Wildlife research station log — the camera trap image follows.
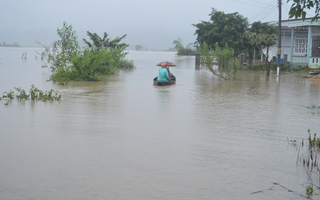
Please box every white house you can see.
[267,18,320,69]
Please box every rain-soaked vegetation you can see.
[37,22,134,85]
[250,128,320,199]
[290,129,320,198]
[1,84,61,105]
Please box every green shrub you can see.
[2,85,61,102]
[116,59,134,69]
[51,49,117,83]
[15,87,29,100]
[240,62,293,71]
[2,90,14,99]
[39,23,134,85]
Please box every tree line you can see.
[174,8,277,80]
[0,42,21,47]
[173,1,320,80]
[41,1,318,83]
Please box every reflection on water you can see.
[0,48,320,199]
[157,87,171,103]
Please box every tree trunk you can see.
[248,50,253,65]
[266,46,270,76]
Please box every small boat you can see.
[309,71,320,75]
[153,74,176,86]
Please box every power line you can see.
[248,0,278,23]
[230,0,267,7]
[250,0,277,21]
[249,0,276,7]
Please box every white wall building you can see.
[268,18,320,69]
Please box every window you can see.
[295,36,308,54]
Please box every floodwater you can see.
[0,47,320,200]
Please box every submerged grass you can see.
[288,129,320,198]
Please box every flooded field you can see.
[0,47,320,199]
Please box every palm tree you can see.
[83,31,128,52]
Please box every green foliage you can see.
[200,42,238,80]
[289,128,320,198]
[193,8,249,56]
[2,90,14,99]
[306,105,320,109]
[82,31,133,70]
[287,0,320,21]
[172,38,197,55]
[245,21,277,56]
[15,87,30,100]
[83,31,128,53]
[39,22,80,72]
[306,185,313,197]
[1,85,61,102]
[214,45,235,70]
[239,63,292,71]
[28,84,61,101]
[51,49,115,83]
[244,21,277,75]
[116,59,135,69]
[200,43,216,68]
[239,63,265,70]
[308,129,320,147]
[248,21,277,47]
[38,22,134,84]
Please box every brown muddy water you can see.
[0,47,320,200]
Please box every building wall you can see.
[262,19,320,67]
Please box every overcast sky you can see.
[0,0,315,50]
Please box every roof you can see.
[267,18,320,28]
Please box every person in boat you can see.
[166,66,171,77]
[157,63,170,82]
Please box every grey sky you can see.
[0,0,314,50]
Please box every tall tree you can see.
[245,21,277,64]
[193,8,249,56]
[287,0,320,21]
[245,32,276,76]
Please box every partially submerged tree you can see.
[83,31,128,53]
[245,32,276,76]
[200,42,238,80]
[39,21,80,72]
[39,22,133,84]
[244,21,277,76]
[245,21,277,64]
[82,31,133,70]
[172,38,197,55]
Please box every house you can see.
[267,18,320,69]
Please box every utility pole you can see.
[277,0,282,76]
